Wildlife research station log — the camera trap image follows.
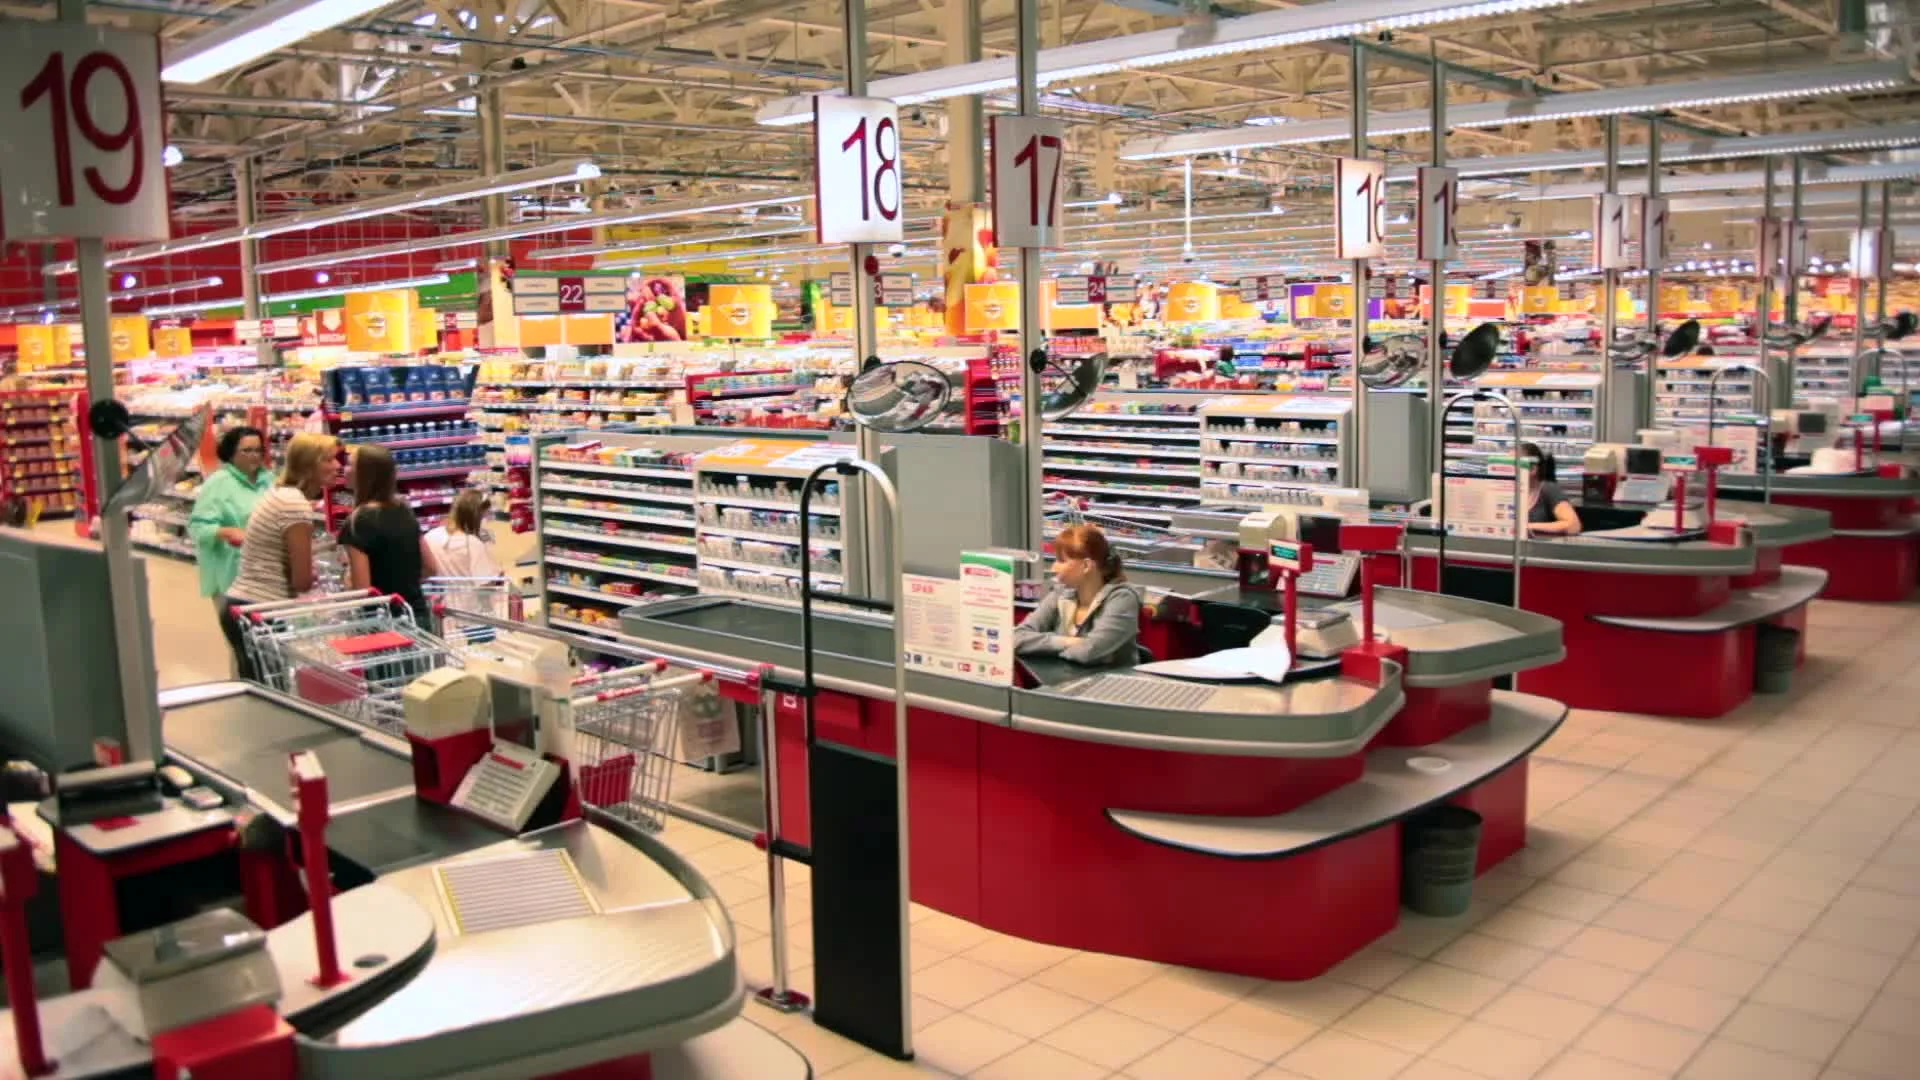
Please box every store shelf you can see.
[706,588,849,611]
[700,492,842,515]
[547,582,663,608]
[395,465,482,482]
[133,537,197,560]
[701,556,843,583]
[546,555,698,587]
[326,401,472,422]
[343,434,474,451]
[548,615,624,638]
[482,401,672,413]
[1043,480,1203,500]
[1042,425,1201,441]
[1059,412,1201,423]
[1043,443,1205,460]
[483,379,683,389]
[541,503,695,530]
[540,460,694,482]
[1045,461,1198,479]
[1199,431,1342,445]
[547,526,698,555]
[1202,454,1340,469]
[696,525,843,548]
[539,481,695,504]
[1200,472,1338,489]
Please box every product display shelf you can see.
[1793,344,1920,411]
[1446,371,1601,481]
[321,363,483,534]
[1,389,84,520]
[1197,393,1354,505]
[693,437,860,609]
[1042,391,1210,520]
[1654,357,1762,427]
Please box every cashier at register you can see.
[1520,441,1582,536]
[1015,524,1142,667]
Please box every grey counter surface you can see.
[1720,471,1920,499]
[1398,528,1756,576]
[1723,502,1833,548]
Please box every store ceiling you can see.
[20,0,1920,270]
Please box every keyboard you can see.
[1059,673,1221,711]
[1296,552,1360,599]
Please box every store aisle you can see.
[109,530,1919,1079]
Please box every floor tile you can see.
[1477,985,1602,1044]
[1029,952,1164,1004]
[1512,882,1616,923]
[914,956,1021,1011]
[1777,937,1903,990]
[1321,946,1419,991]
[1574,1011,1706,1073]
[1595,897,1707,943]
[1105,970,1245,1031]
[1613,976,1740,1033]
[1521,954,1641,1008]
[1476,907,1588,952]
[1648,945,1771,997]
[908,1013,1027,1076]
[964,935,1080,980]
[1681,1039,1823,1080]
[1857,992,1920,1037]
[822,1052,953,1078]
[966,981,1096,1040]
[1432,932,1550,981]
[1558,926,1672,973]
[1122,1035,1264,1080]
[1684,918,1800,965]
[1750,967,1877,1024]
[1719,1001,1852,1063]
[1333,995,1464,1054]
[1426,1020,1559,1080]
[1249,976,1374,1025]
[1537,1050,1668,1080]
[1039,1007,1177,1072]
[1186,1000,1320,1063]
[1385,961,1511,1016]
[1279,1030,1414,1080]
[1829,1028,1920,1080]
[1396,1061,1489,1080]
[968,1041,1107,1080]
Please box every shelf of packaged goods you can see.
[5,483,79,496]
[1200,472,1337,490]
[546,582,668,608]
[1043,480,1203,501]
[1200,454,1343,470]
[1060,412,1202,425]
[1041,425,1200,441]
[325,401,473,423]
[0,417,72,430]
[706,588,852,612]
[543,503,694,530]
[133,507,192,528]
[548,614,626,638]
[477,400,672,413]
[700,492,843,515]
[695,525,844,549]
[545,556,697,587]
[395,465,484,483]
[539,460,693,482]
[482,379,683,390]
[701,556,843,584]
[1658,378,1752,389]
[1508,400,1596,410]
[403,493,458,510]
[1044,461,1198,479]
[692,385,803,401]
[538,481,694,505]
[343,433,476,452]
[1042,443,1205,460]
[546,526,698,556]
[1198,430,1342,445]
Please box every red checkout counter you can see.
[1384,500,1833,719]
[1719,471,1920,602]
[620,585,1565,982]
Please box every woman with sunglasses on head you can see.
[1015,524,1142,667]
[338,444,442,624]
[224,432,342,679]
[189,425,275,675]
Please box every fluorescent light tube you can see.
[164,0,404,84]
[757,0,1591,125]
[1496,158,1920,202]
[530,224,814,262]
[261,273,450,305]
[0,275,228,318]
[1121,61,1909,160]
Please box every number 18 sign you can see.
[0,23,169,242]
[813,95,904,245]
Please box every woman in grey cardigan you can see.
[1015,524,1142,667]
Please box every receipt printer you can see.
[1236,508,1294,591]
[403,668,489,739]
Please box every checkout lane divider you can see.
[437,605,812,1020]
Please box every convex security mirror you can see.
[845,352,1109,432]
[1451,322,1502,379]
[1357,334,1425,388]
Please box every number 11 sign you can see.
[813,95,904,245]
[990,115,1068,249]
[0,23,169,242]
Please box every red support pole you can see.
[289,752,346,989]
[0,828,52,1076]
[1281,572,1299,660]
[1672,474,1687,533]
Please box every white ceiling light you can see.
[163,0,409,84]
[529,224,814,262]
[1383,123,1920,182]
[757,0,1591,125]
[44,158,602,277]
[1497,158,1920,201]
[0,275,227,318]
[260,273,452,306]
[1121,61,1909,160]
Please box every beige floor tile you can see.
[1829,1028,1920,1080]
[1857,992,1920,1037]
[1520,954,1640,1008]
[822,1052,953,1078]
[1719,1001,1852,1063]
[963,935,1080,979]
[1105,970,1245,1031]
[1248,977,1373,1025]
[1648,945,1771,997]
[1888,962,1920,999]
[1829,885,1920,929]
[912,913,997,955]
[1596,897,1707,943]
[1477,985,1602,1044]
[1029,952,1164,1004]
[1613,976,1740,1033]
[968,1041,1107,1080]
[1536,1050,1669,1080]
[1039,1008,1176,1072]
[1476,907,1588,952]
[1778,937,1903,990]
[1432,932,1550,981]
[1384,961,1512,1016]
[1396,1061,1489,1080]
[1279,1030,1414,1080]
[1513,882,1616,923]
[1750,967,1877,1024]
[1681,1039,1822,1080]
[782,1021,881,1074]
[1426,1020,1559,1080]
[966,981,1096,1040]
[1558,926,1672,973]
[1550,857,1654,896]
[1321,946,1419,991]
[1716,890,1828,935]
[908,1013,1026,1076]
[1186,1000,1320,1063]
[1804,910,1920,956]
[914,956,1022,1010]
[1333,995,1464,1055]
[1575,1011,1707,1074]
[1122,1035,1264,1080]
[1684,918,1800,965]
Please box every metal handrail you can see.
[1436,388,1526,610]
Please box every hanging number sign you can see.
[813,96,904,244]
[990,115,1068,249]
[1637,196,1669,270]
[1335,158,1388,260]
[1416,166,1458,262]
[0,23,169,242]
[1594,194,1631,270]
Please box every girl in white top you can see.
[423,489,502,578]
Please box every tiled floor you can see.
[118,527,1920,1079]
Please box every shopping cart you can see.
[423,576,524,652]
[237,591,461,735]
[561,661,709,833]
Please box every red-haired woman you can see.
[1014,524,1141,667]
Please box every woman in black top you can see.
[339,444,441,619]
[1518,441,1582,536]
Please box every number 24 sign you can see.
[813,95,903,245]
[0,23,169,243]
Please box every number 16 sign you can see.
[813,95,904,245]
[1335,158,1388,260]
[0,23,169,242]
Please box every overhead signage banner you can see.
[513,271,628,316]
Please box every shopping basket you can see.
[561,661,709,833]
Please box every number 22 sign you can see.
[990,115,1068,250]
[0,23,169,243]
[813,95,904,245]
[1335,158,1388,260]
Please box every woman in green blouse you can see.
[188,426,273,673]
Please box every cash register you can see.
[1613,445,1672,506]
[1233,508,1363,659]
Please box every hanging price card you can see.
[1594,194,1631,270]
[814,96,904,244]
[1416,166,1458,262]
[990,115,1069,249]
[0,23,169,241]
[878,272,913,307]
[1334,158,1388,260]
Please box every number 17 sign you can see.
[0,23,169,242]
[813,95,904,245]
[990,115,1068,249]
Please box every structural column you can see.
[478,89,509,257]
[1598,117,1621,440]
[1350,43,1370,488]
[1642,117,1662,427]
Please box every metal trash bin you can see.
[1403,805,1483,917]
[1754,624,1799,694]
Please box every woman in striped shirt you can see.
[221,433,341,679]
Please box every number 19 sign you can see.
[990,115,1068,249]
[1335,158,1388,260]
[813,95,903,245]
[0,23,168,242]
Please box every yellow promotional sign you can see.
[154,326,194,358]
[1166,281,1220,323]
[14,325,62,370]
[1220,296,1258,321]
[109,316,151,363]
[1312,284,1353,319]
[563,313,615,346]
[1709,285,1742,313]
[944,205,994,336]
[708,284,774,339]
[345,290,415,353]
[1520,286,1557,314]
[965,282,1021,332]
[411,309,440,351]
[818,302,854,333]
